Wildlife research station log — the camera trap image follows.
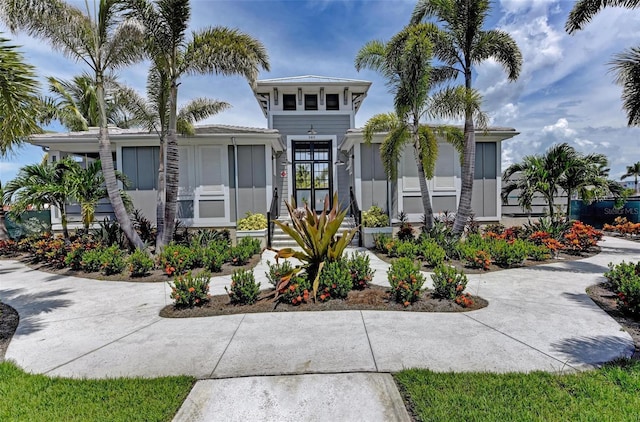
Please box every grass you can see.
[395,359,640,422]
[0,361,195,422]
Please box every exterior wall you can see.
[359,143,388,213]
[471,142,498,218]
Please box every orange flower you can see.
[403,301,410,307]
[188,287,195,293]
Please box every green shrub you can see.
[169,271,211,308]
[201,242,228,272]
[362,206,389,228]
[388,257,425,306]
[229,242,254,266]
[317,260,352,301]
[226,269,261,305]
[373,233,392,253]
[237,212,268,230]
[237,236,261,255]
[99,245,126,275]
[277,274,311,306]
[462,249,491,271]
[191,228,230,247]
[491,239,531,268]
[529,244,551,261]
[345,252,375,290]
[394,240,419,259]
[65,238,100,270]
[431,265,468,300]
[158,243,198,276]
[81,248,103,272]
[605,261,640,317]
[0,239,19,257]
[419,239,446,267]
[128,248,154,277]
[32,236,67,268]
[265,260,294,288]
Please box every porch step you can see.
[270,216,359,249]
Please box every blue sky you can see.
[2,0,640,182]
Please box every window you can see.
[474,142,497,179]
[121,146,159,190]
[283,94,296,110]
[326,94,339,110]
[305,94,318,110]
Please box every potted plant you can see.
[235,212,268,249]
[362,206,392,248]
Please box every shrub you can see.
[131,209,156,245]
[158,243,198,276]
[201,242,228,272]
[491,239,530,268]
[265,260,294,288]
[419,239,446,267]
[466,249,491,271]
[388,257,425,306]
[277,274,311,306]
[226,269,261,305]
[317,260,352,301]
[92,218,127,248]
[65,238,101,270]
[345,252,375,290]
[81,248,103,272]
[362,205,389,228]
[529,244,551,261]
[0,239,19,257]
[99,245,126,275]
[605,261,640,317]
[191,228,230,247]
[128,249,154,277]
[32,236,67,268]
[562,221,602,254]
[229,242,253,266]
[237,212,268,230]
[431,265,468,300]
[238,237,261,255]
[169,271,211,308]
[373,233,392,253]
[455,293,475,308]
[394,240,419,259]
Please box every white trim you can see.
[266,146,273,212]
[354,142,362,207]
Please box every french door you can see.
[292,141,332,212]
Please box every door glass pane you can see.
[296,190,311,208]
[295,163,311,189]
[314,190,329,212]
[294,144,311,161]
[314,163,329,188]
[313,145,329,160]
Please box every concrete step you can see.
[270,217,359,248]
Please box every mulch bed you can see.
[0,302,19,361]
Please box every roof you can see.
[257,75,371,86]
[346,126,518,134]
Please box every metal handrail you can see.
[267,187,279,248]
[349,186,362,247]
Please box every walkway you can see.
[0,236,637,421]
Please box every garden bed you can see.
[159,284,488,318]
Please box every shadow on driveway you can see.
[551,335,634,366]
[0,287,73,336]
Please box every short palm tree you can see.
[0,35,43,155]
[1,0,146,249]
[566,0,640,126]
[356,24,467,229]
[621,161,640,194]
[4,159,75,239]
[124,0,270,248]
[411,0,522,234]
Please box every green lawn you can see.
[395,359,640,422]
[0,361,194,422]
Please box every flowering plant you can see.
[388,257,425,306]
[169,271,211,308]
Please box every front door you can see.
[292,141,332,212]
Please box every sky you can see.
[2,0,640,183]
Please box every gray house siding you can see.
[360,143,388,212]
[228,145,267,221]
[472,142,498,218]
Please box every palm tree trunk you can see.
[162,81,179,246]
[155,134,166,250]
[60,204,69,239]
[0,210,8,241]
[566,189,573,222]
[412,120,434,229]
[453,111,475,234]
[547,193,555,220]
[96,71,143,249]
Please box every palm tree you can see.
[0,180,9,240]
[124,0,270,248]
[411,0,522,234]
[1,0,146,249]
[4,159,75,239]
[67,160,132,230]
[566,1,640,126]
[621,161,640,194]
[356,24,468,229]
[0,35,43,155]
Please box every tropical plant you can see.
[0,0,146,249]
[0,35,44,155]
[621,161,640,194]
[236,212,268,230]
[123,0,269,248]
[226,269,260,305]
[567,0,640,126]
[411,0,522,233]
[4,159,75,239]
[355,23,465,229]
[169,271,211,308]
[361,205,390,228]
[388,257,425,306]
[317,260,352,302]
[0,180,9,240]
[269,192,357,302]
[128,248,154,277]
[431,264,468,300]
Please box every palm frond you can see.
[472,30,522,81]
[566,0,640,34]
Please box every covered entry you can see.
[292,141,332,212]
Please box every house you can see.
[29,75,519,233]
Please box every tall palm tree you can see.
[116,66,229,235]
[411,0,522,234]
[0,35,43,155]
[67,160,132,230]
[124,0,270,248]
[4,159,75,239]
[0,0,145,249]
[567,1,640,126]
[621,161,640,193]
[356,24,469,229]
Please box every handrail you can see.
[349,186,362,247]
[267,187,279,248]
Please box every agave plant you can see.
[267,192,357,302]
